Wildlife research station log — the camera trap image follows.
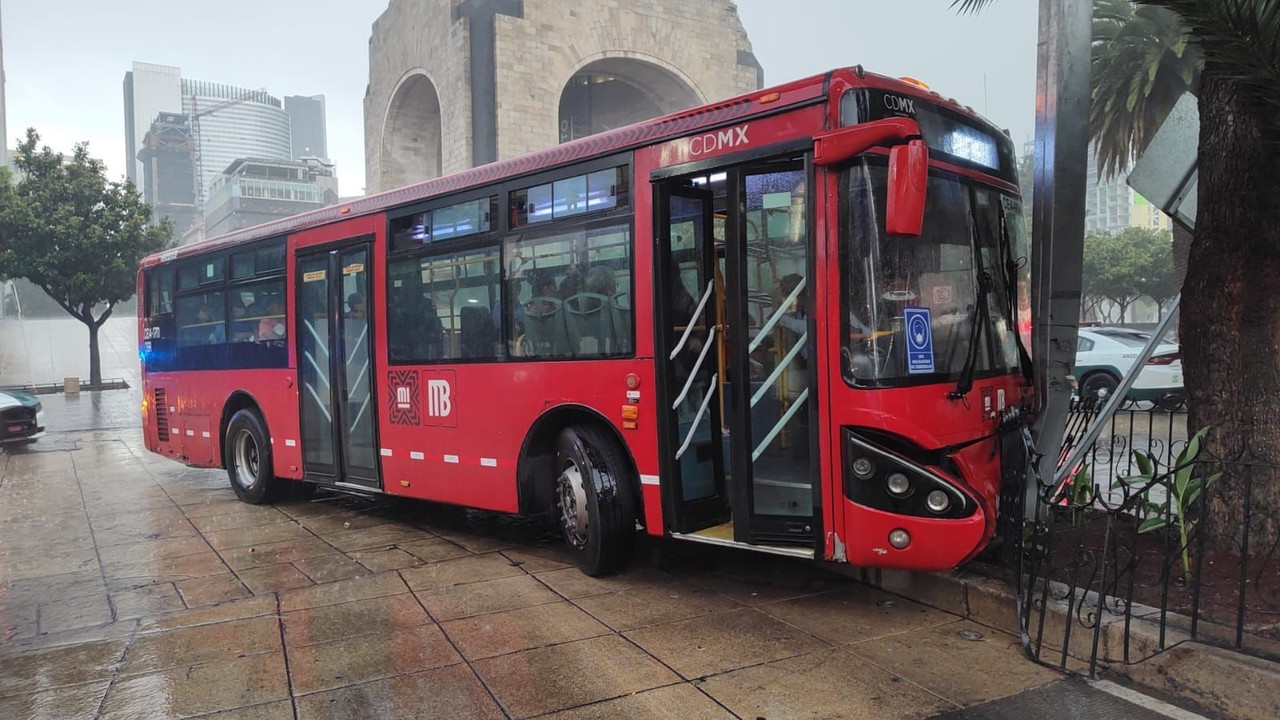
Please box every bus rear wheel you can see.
[225,409,276,505]
[554,425,636,576]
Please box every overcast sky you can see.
[3,0,1036,195]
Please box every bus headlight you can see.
[852,457,875,480]
[926,489,951,514]
[886,472,911,496]
[888,529,911,549]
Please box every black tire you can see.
[554,425,637,576]
[224,409,276,505]
[1080,372,1120,403]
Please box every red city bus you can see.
[139,67,1033,576]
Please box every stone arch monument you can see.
[365,0,761,193]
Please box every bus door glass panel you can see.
[739,164,814,533]
[658,185,730,532]
[337,247,378,485]
[297,254,336,477]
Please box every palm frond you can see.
[950,0,1000,14]
[1142,0,1280,118]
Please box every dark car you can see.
[0,390,45,445]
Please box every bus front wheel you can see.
[225,409,276,505]
[554,425,636,576]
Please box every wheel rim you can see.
[1084,377,1114,401]
[557,459,589,548]
[233,429,259,489]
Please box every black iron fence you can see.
[1007,397,1280,675]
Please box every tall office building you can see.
[123,63,184,185]
[180,79,292,200]
[285,95,327,161]
[1084,142,1173,234]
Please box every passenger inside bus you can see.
[257,297,286,342]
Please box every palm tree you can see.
[956,0,1280,545]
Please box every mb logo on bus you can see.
[427,380,452,418]
[422,371,457,427]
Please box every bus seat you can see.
[609,290,632,353]
[522,297,568,356]
[460,305,497,358]
[565,292,611,355]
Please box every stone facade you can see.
[365,0,760,194]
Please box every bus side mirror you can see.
[887,140,928,236]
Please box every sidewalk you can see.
[0,426,1077,719]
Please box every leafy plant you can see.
[1121,427,1219,583]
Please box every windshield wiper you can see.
[949,270,992,400]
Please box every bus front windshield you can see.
[841,159,1023,388]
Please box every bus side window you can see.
[388,248,500,364]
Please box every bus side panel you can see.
[375,360,658,516]
[142,369,303,479]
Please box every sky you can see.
[2,0,1037,196]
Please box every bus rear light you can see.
[888,529,911,549]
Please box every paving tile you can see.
[0,545,99,581]
[535,565,675,600]
[176,573,252,608]
[573,581,742,632]
[399,553,525,591]
[846,620,1062,706]
[415,574,561,622]
[0,680,111,720]
[111,582,186,620]
[181,499,268,519]
[92,513,198,547]
[279,570,407,612]
[194,699,296,719]
[757,584,956,646]
[699,647,953,719]
[314,523,434,553]
[537,682,734,719]
[288,623,462,695]
[189,510,292,534]
[138,594,279,634]
[291,554,370,584]
[442,601,611,660]
[5,569,107,606]
[219,537,339,571]
[0,639,126,695]
[433,529,515,554]
[397,536,472,563]
[293,663,504,720]
[238,563,315,594]
[501,545,575,574]
[96,533,213,565]
[350,547,423,572]
[283,593,431,647]
[120,615,282,676]
[0,603,38,643]
[692,569,845,606]
[4,620,139,656]
[625,607,830,680]
[103,550,230,588]
[203,521,312,550]
[291,512,389,534]
[473,634,679,718]
[38,592,113,635]
[102,651,290,719]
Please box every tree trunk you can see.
[1181,68,1280,550]
[88,319,101,387]
[1172,223,1193,291]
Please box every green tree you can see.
[0,129,171,385]
[956,0,1280,543]
[1081,227,1175,322]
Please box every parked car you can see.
[1074,327,1183,405]
[0,390,45,445]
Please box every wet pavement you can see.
[1,316,1203,719]
[0,425,1074,719]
